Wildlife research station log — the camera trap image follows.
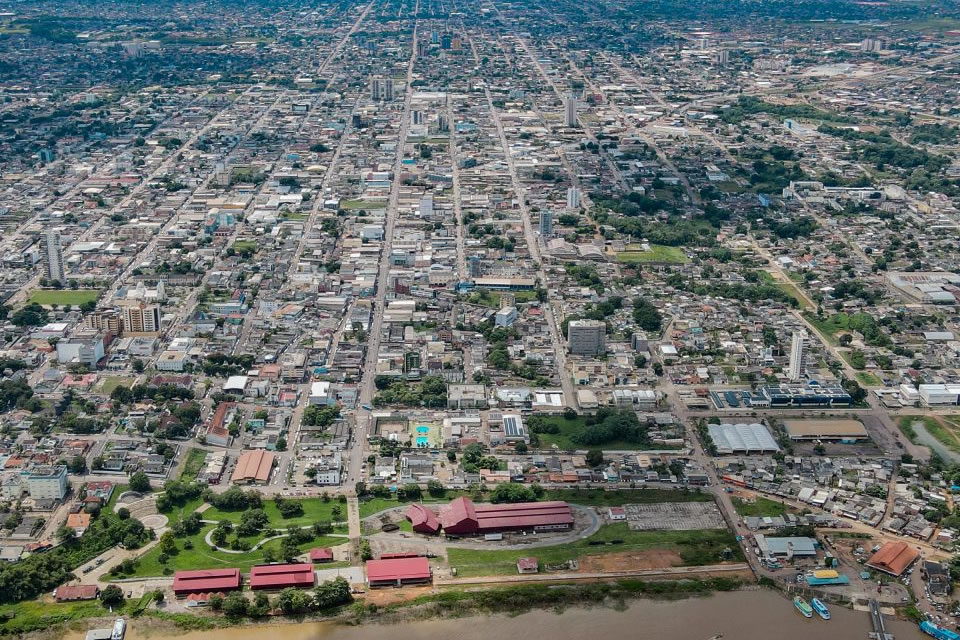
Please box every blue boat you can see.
[793,596,813,618]
[811,598,830,620]
[921,621,960,640]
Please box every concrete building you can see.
[538,209,553,237]
[495,306,517,327]
[42,230,65,283]
[121,302,161,335]
[563,94,577,127]
[787,330,807,381]
[567,319,606,356]
[25,465,68,500]
[566,187,581,209]
[56,330,105,368]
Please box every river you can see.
[65,590,928,640]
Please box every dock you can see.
[868,599,895,640]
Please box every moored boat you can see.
[811,598,830,620]
[793,596,813,618]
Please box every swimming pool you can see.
[416,426,429,434]
[415,436,429,447]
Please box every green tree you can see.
[586,449,604,467]
[100,585,124,607]
[129,471,151,492]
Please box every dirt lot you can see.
[577,549,683,572]
[360,585,434,606]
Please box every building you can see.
[384,77,394,101]
[366,556,432,587]
[42,230,65,283]
[84,310,123,335]
[309,548,334,563]
[502,413,528,443]
[369,77,381,100]
[495,306,517,328]
[439,496,573,536]
[249,563,315,590]
[923,561,951,596]
[55,585,98,602]
[787,330,807,381]
[25,465,68,500]
[756,382,851,408]
[563,94,577,127]
[446,383,487,410]
[866,542,920,576]
[55,330,106,368]
[918,384,960,406]
[783,419,868,442]
[539,210,553,237]
[707,423,780,455]
[516,557,539,574]
[231,450,275,484]
[566,187,581,210]
[173,568,242,596]
[755,535,817,560]
[567,319,606,356]
[66,512,91,535]
[121,302,161,335]
[405,503,441,534]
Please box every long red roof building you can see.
[438,496,573,536]
[249,563,315,590]
[366,556,432,587]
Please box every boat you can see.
[793,596,813,618]
[811,598,830,620]
[111,618,126,640]
[920,621,960,640]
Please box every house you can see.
[309,547,334,563]
[55,585,98,602]
[516,557,539,574]
[66,512,91,535]
[608,507,626,521]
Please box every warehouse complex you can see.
[366,556,432,587]
[404,496,574,536]
[783,419,869,442]
[249,563,315,590]
[707,423,780,455]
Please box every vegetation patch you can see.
[28,289,100,307]
[616,244,689,264]
[732,496,791,518]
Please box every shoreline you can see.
[22,576,753,640]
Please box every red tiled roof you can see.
[310,548,334,562]
[438,497,573,535]
[249,563,314,589]
[866,542,920,576]
[56,585,98,601]
[366,557,431,583]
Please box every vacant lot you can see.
[340,199,387,210]
[179,448,207,480]
[616,244,688,264]
[28,289,100,306]
[732,496,791,517]
[535,415,655,451]
[446,524,740,577]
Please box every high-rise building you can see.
[563,94,577,127]
[122,302,162,335]
[568,319,606,356]
[788,330,808,381]
[84,309,123,335]
[370,77,381,100]
[420,196,433,218]
[384,77,394,101]
[468,256,483,278]
[411,110,424,125]
[539,210,553,237]
[860,38,883,53]
[716,50,730,65]
[42,230,65,283]
[566,187,581,210]
[500,292,515,309]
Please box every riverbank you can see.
[53,589,928,640]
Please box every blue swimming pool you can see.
[416,426,429,434]
[415,436,429,447]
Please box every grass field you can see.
[732,496,791,517]
[0,599,108,636]
[28,289,100,307]
[125,525,348,578]
[99,376,134,394]
[466,289,538,308]
[179,448,207,480]
[446,524,740,577]
[232,240,257,253]
[801,311,847,345]
[616,244,689,265]
[340,199,387,210]
[856,372,883,386]
[203,497,347,527]
[535,416,660,451]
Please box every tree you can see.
[652,362,664,376]
[222,591,249,617]
[209,594,224,611]
[56,524,75,543]
[132,359,145,373]
[586,449,604,467]
[152,589,165,603]
[67,455,86,474]
[427,479,446,498]
[563,407,578,420]
[515,441,528,454]
[276,587,312,613]
[129,471,151,493]
[117,507,130,520]
[100,585,124,607]
[159,530,177,555]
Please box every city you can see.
[2,0,960,639]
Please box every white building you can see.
[563,94,577,127]
[495,306,517,327]
[42,230,65,283]
[309,381,333,406]
[787,330,807,382]
[25,465,68,500]
[566,187,581,209]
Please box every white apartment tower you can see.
[788,330,808,381]
[567,187,581,209]
[42,230,65,283]
[563,94,577,127]
[539,209,553,237]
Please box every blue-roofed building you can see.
[757,382,852,408]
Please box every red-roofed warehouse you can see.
[173,568,242,596]
[366,556,432,587]
[438,496,573,536]
[249,563,315,590]
[405,503,441,534]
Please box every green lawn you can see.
[179,448,207,480]
[801,311,850,345]
[232,240,257,253]
[163,496,205,523]
[732,496,791,518]
[100,376,134,394]
[535,416,663,451]
[125,525,349,578]
[856,372,883,386]
[616,244,689,265]
[340,199,387,210]
[446,524,740,577]
[28,289,100,307]
[203,497,346,527]
[0,600,110,636]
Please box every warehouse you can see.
[249,563,315,590]
[439,496,573,536]
[918,384,960,406]
[866,542,920,576]
[707,423,780,455]
[783,419,869,442]
[172,568,242,596]
[755,535,817,560]
[231,450,275,484]
[405,503,441,534]
[366,556,432,587]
